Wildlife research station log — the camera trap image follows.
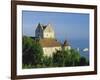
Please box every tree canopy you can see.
[22,36,43,68]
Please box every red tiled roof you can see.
[39,39,61,47]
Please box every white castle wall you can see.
[43,32,55,39]
[43,47,62,57]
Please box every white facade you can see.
[43,47,62,57]
[43,32,55,39]
[35,23,55,39]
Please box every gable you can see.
[44,24,54,32]
[36,23,43,32]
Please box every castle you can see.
[35,23,71,56]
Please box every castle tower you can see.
[35,23,43,38]
[62,40,71,50]
[35,23,55,39]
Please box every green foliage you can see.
[22,36,43,66]
[79,56,89,66]
[22,36,89,68]
[52,49,81,67]
[53,50,64,67]
[42,56,53,67]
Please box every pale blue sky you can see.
[22,11,89,41]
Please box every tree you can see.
[22,36,34,65]
[52,49,81,67]
[79,56,89,66]
[53,50,64,67]
[22,36,43,68]
[42,56,53,67]
[31,40,43,65]
[69,49,80,66]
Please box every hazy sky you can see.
[22,11,89,41]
